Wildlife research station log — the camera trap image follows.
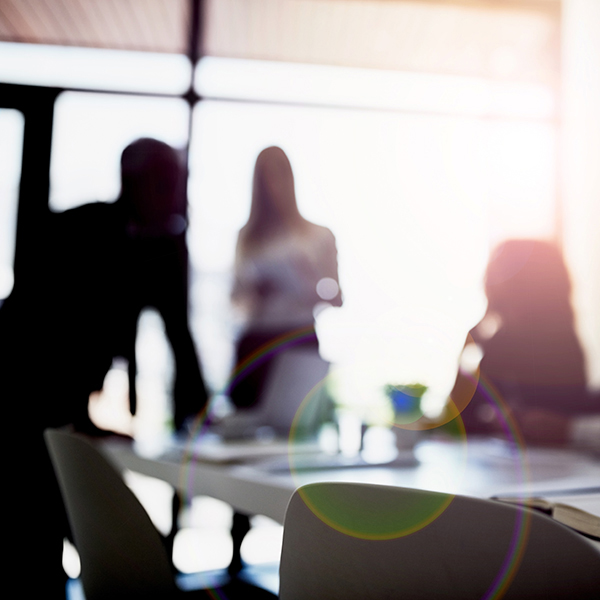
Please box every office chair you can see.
[216,348,331,441]
[279,482,600,599]
[44,428,276,600]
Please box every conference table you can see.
[102,431,600,527]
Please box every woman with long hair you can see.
[450,239,599,445]
[229,146,342,408]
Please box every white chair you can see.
[44,428,276,600]
[217,348,331,440]
[279,482,600,599]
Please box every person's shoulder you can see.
[236,223,250,243]
[52,202,123,251]
[66,201,122,229]
[57,201,117,226]
[234,226,253,258]
[304,222,336,243]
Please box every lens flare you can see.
[287,378,466,539]
[175,331,533,600]
[286,370,534,600]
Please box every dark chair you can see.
[44,428,276,600]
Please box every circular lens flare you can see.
[176,334,533,600]
[288,374,468,540]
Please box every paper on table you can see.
[161,438,322,464]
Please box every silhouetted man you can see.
[0,138,208,598]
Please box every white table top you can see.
[103,434,600,525]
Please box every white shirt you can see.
[232,225,341,330]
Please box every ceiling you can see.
[0,0,560,83]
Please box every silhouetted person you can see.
[118,138,208,429]
[230,146,342,408]
[0,137,207,598]
[450,239,599,445]
[226,146,342,574]
[45,138,207,430]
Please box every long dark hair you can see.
[238,146,308,251]
[478,238,586,387]
[484,239,574,331]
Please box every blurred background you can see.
[1,0,599,580]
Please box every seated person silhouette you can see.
[0,137,208,599]
[229,146,342,412]
[450,239,599,446]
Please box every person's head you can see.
[119,138,186,233]
[484,239,573,328]
[244,146,304,241]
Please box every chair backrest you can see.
[44,429,177,600]
[219,348,331,440]
[258,348,330,435]
[280,482,600,599]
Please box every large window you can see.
[43,57,559,411]
[188,87,557,408]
